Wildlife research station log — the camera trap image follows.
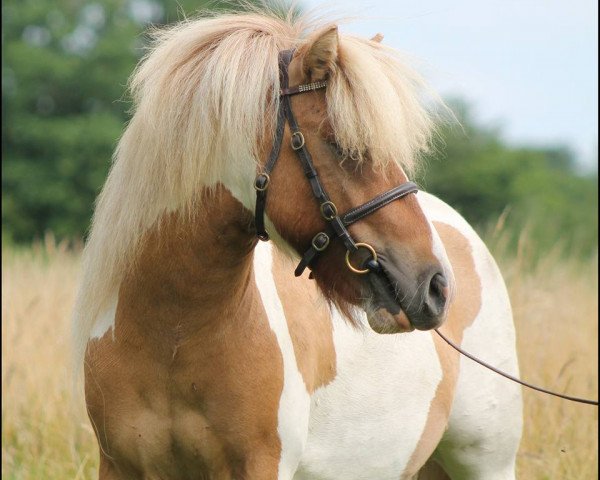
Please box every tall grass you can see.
[2,236,97,479]
[2,233,598,479]
[486,227,598,479]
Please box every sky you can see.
[302,0,598,172]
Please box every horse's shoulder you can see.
[254,242,337,393]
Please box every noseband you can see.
[254,49,418,277]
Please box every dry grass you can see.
[1,234,598,479]
[489,232,599,479]
[2,237,98,479]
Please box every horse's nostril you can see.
[430,272,447,293]
[427,272,448,313]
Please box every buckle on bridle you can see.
[254,173,270,192]
[311,232,330,252]
[345,243,378,274]
[291,131,305,151]
[320,201,338,221]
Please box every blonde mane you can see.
[72,7,439,373]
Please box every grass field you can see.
[2,234,598,479]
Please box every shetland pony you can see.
[73,9,522,480]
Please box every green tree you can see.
[418,99,598,257]
[2,0,262,242]
[3,5,597,259]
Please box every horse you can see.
[73,9,523,480]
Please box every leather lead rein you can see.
[254,49,418,277]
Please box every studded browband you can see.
[254,49,418,277]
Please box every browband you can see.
[280,80,327,96]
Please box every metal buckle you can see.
[311,232,330,252]
[320,201,338,221]
[345,243,378,274]
[254,173,270,192]
[291,131,305,150]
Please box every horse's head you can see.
[258,26,453,333]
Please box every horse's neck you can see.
[116,186,257,340]
[112,184,336,391]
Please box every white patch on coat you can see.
[254,241,311,480]
[90,296,117,339]
[416,193,455,287]
[416,192,523,479]
[295,310,442,480]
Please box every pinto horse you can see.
[73,10,522,480]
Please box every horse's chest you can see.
[296,321,449,479]
[85,357,228,477]
[111,404,229,478]
[85,332,284,479]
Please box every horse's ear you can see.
[371,33,384,43]
[300,25,339,82]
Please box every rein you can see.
[435,329,599,406]
[254,49,417,278]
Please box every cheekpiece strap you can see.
[254,49,295,241]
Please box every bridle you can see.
[254,49,418,278]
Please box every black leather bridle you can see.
[254,49,418,277]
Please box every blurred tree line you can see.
[417,100,598,258]
[3,0,238,242]
[3,0,597,258]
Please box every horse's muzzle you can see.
[368,257,449,332]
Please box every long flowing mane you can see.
[72,6,439,372]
